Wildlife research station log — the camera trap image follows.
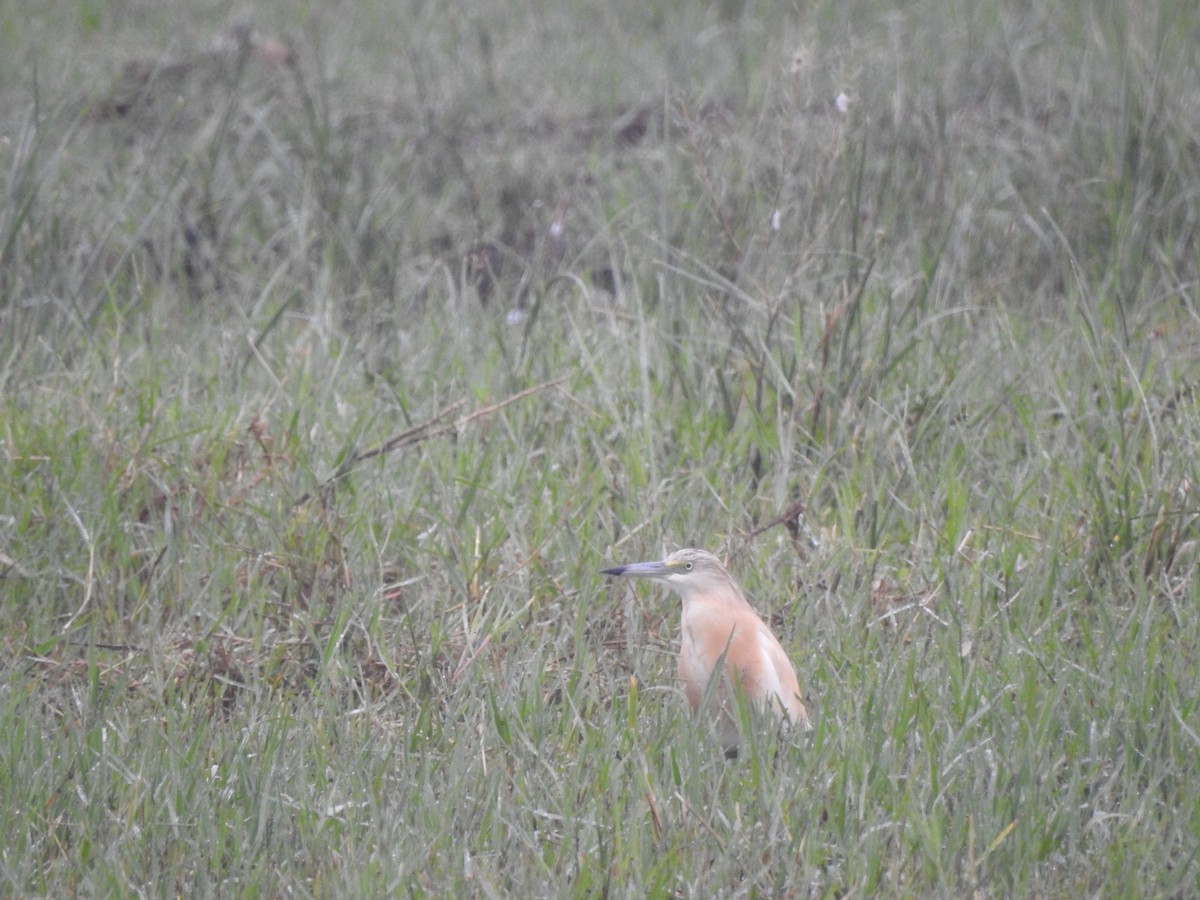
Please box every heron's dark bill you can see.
[600,560,673,579]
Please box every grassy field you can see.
[2,0,1199,895]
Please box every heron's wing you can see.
[754,620,810,728]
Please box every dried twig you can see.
[742,497,807,542]
[294,376,567,508]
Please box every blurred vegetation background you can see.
[1,1,1198,895]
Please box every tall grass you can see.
[1,0,1198,894]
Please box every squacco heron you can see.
[601,548,811,754]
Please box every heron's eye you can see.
[684,561,693,570]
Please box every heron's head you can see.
[601,548,744,604]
